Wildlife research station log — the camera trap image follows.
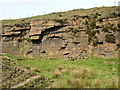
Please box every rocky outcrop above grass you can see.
[2,6,119,59]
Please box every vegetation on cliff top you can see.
[1,6,119,25]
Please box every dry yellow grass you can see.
[93,79,101,88]
[72,67,94,79]
[68,79,85,88]
[53,70,61,79]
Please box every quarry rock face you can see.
[2,8,120,59]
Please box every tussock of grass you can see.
[93,79,102,88]
[68,79,85,88]
[72,67,94,79]
[53,71,61,79]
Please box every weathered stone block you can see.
[30,36,40,40]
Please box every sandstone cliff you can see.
[2,6,120,59]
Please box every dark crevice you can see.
[72,42,80,45]
[31,25,67,44]
[26,51,33,54]
[51,31,67,34]
[59,43,68,50]
[3,29,30,39]
[96,26,102,29]
[2,35,13,37]
[41,25,67,35]
[64,53,69,55]
[3,33,22,37]
[12,28,30,32]
[31,39,41,44]
[3,39,12,42]
[59,47,66,50]
[51,29,73,34]
[41,50,46,54]
[98,42,104,45]
[48,36,65,40]
[105,34,116,43]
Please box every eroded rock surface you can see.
[2,7,120,59]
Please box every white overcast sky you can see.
[0,0,120,20]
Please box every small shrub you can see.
[17,57,25,60]
[53,66,67,78]
[72,29,79,34]
[98,18,103,22]
[51,82,65,88]
[34,69,40,73]
[85,19,89,25]
[105,34,116,43]
[72,69,85,78]
[92,38,99,46]
[85,68,94,78]
[17,39,22,42]
[53,70,61,79]
[107,78,118,88]
[57,66,63,71]
[26,66,30,70]
[110,80,118,88]
[102,26,109,32]
[93,79,101,88]
[89,17,96,29]
[72,68,94,79]
[67,79,84,88]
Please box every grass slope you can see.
[2,6,119,25]
[4,54,118,88]
[1,54,52,88]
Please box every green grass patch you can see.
[4,54,118,88]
